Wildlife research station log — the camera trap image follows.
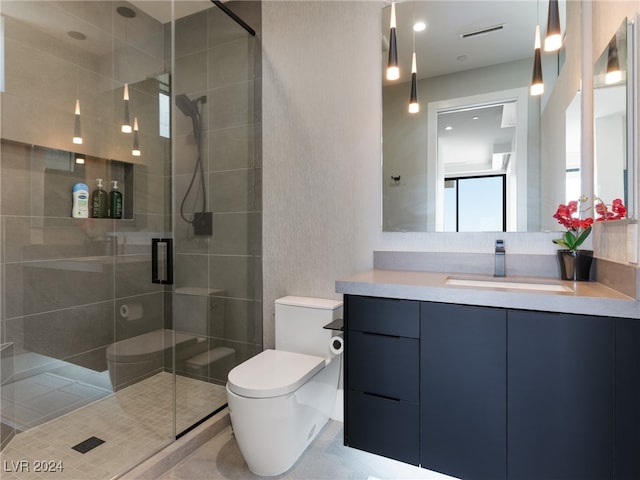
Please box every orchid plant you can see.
[552,196,627,252]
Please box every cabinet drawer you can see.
[348,330,419,402]
[346,389,419,466]
[347,295,419,338]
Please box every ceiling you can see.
[130,0,212,24]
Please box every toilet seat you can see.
[227,349,325,399]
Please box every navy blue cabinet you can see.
[507,310,614,480]
[421,302,507,480]
[615,318,640,480]
[344,294,631,480]
[344,295,420,465]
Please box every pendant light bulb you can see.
[73,99,83,144]
[386,2,399,81]
[605,37,622,85]
[121,83,132,133]
[132,117,141,156]
[531,25,544,96]
[544,0,562,52]
[409,52,419,113]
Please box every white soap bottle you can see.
[72,183,89,218]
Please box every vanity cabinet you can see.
[344,294,634,480]
[614,318,640,480]
[344,295,420,465]
[421,302,507,480]
[507,310,614,480]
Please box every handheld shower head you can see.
[175,94,200,118]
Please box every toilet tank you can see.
[275,296,343,357]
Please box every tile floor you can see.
[1,372,227,480]
[158,419,458,480]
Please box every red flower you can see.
[553,197,625,252]
[595,198,627,221]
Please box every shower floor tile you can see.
[0,372,227,480]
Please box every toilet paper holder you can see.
[323,319,343,331]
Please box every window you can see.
[444,175,506,232]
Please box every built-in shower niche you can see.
[4,140,135,220]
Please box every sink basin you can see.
[445,276,574,292]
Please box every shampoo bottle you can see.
[72,183,89,218]
[91,178,108,218]
[109,180,123,219]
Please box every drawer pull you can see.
[363,391,401,402]
[362,331,401,339]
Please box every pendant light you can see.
[605,36,622,85]
[132,117,141,156]
[408,4,419,114]
[531,25,544,96]
[544,0,561,52]
[121,83,132,133]
[387,2,399,81]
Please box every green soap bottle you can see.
[109,180,123,219]
[91,178,108,218]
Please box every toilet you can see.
[226,296,343,476]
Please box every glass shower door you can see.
[0,1,175,476]
[171,0,261,435]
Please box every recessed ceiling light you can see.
[68,31,86,41]
[117,6,136,18]
[445,126,453,131]
[472,116,479,120]
[413,21,426,32]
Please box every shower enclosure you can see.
[0,1,261,477]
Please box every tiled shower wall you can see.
[171,1,263,381]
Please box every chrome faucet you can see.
[495,239,506,277]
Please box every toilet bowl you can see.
[226,296,343,476]
[106,329,197,391]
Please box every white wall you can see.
[261,1,640,346]
[262,1,382,348]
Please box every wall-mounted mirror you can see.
[593,18,632,210]
[382,1,569,232]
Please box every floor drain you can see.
[72,436,105,454]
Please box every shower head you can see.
[175,94,201,118]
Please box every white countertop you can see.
[336,269,640,319]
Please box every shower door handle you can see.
[151,238,173,285]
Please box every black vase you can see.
[556,249,593,281]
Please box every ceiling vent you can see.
[459,24,506,39]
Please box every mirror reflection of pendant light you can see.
[69,30,86,148]
[132,117,141,156]
[409,52,419,113]
[531,24,544,96]
[544,0,561,52]
[605,36,622,85]
[118,6,136,134]
[121,83,132,133]
[73,99,83,144]
[408,3,419,115]
[387,2,399,81]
